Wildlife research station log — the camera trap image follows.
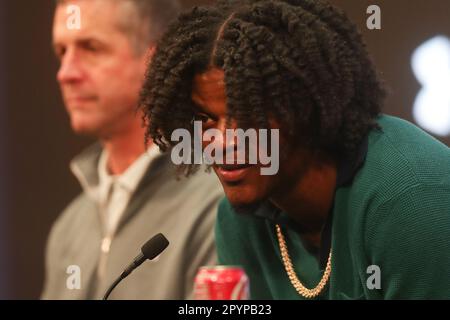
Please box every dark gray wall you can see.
[333,0,450,145]
[3,1,92,299]
[0,0,11,300]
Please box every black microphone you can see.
[103,233,169,300]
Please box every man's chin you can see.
[222,185,268,215]
[70,120,103,137]
[71,127,99,137]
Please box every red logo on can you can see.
[194,266,250,300]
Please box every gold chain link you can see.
[276,224,332,299]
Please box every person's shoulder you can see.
[353,114,450,202]
[374,114,449,156]
[144,167,223,230]
[373,115,450,181]
[187,167,223,191]
[181,169,224,209]
[166,167,223,199]
[361,182,450,298]
[367,182,450,228]
[361,116,450,253]
[344,114,450,239]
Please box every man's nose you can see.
[56,49,83,84]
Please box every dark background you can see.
[0,0,449,299]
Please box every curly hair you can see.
[140,0,385,174]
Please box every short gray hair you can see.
[56,0,182,53]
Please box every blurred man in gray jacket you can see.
[42,0,222,299]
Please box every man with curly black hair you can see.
[140,0,450,299]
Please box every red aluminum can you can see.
[193,266,250,300]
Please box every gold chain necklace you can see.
[276,224,332,299]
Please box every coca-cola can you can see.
[193,266,250,300]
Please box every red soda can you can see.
[193,266,250,300]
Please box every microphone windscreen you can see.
[141,233,169,260]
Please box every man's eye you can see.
[194,113,211,123]
[54,46,66,60]
[80,40,103,53]
[83,42,99,52]
[193,113,216,128]
[194,113,208,122]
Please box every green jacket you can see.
[216,115,450,299]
